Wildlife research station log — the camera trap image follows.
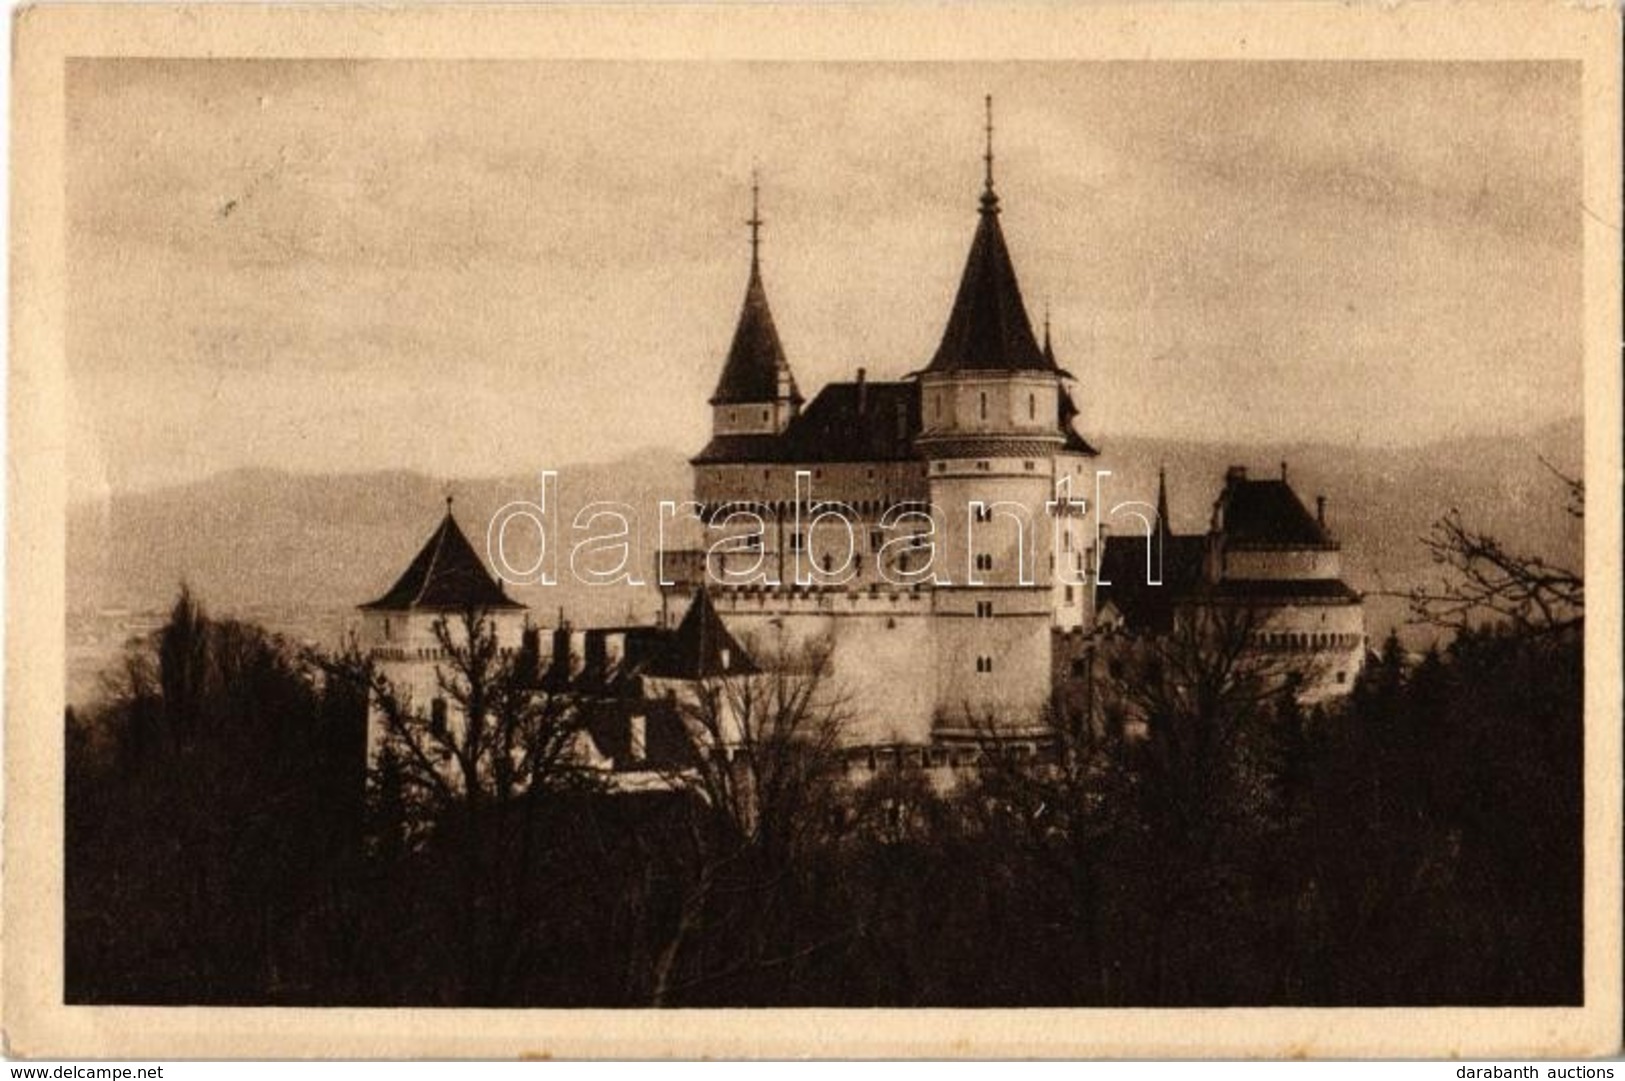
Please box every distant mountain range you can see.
[67,418,1583,654]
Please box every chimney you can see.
[1280,460,1288,482]
[518,625,542,685]
[856,367,868,413]
[550,625,573,687]
[1225,465,1248,484]
[1316,495,1327,528]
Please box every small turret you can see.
[708,174,802,437]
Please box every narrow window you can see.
[430,697,448,738]
[979,391,987,420]
[1028,392,1036,420]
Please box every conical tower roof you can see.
[645,588,756,679]
[709,180,803,406]
[925,98,1053,376]
[362,503,523,611]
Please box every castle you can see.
[357,100,1366,771]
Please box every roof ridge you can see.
[410,513,455,608]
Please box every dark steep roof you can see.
[693,380,921,464]
[1095,533,1207,635]
[1216,473,1334,547]
[925,188,1053,374]
[782,381,921,461]
[710,258,802,406]
[362,508,523,611]
[642,589,758,680]
[694,378,1096,464]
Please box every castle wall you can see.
[1240,600,1367,701]
[358,607,532,759]
[706,590,938,745]
[931,598,1054,737]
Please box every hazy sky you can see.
[67,60,1581,499]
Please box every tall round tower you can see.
[917,98,1066,740]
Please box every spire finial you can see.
[984,94,995,192]
[747,170,763,270]
[979,95,1000,214]
[445,491,454,515]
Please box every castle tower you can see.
[917,98,1066,739]
[357,499,530,758]
[707,175,803,439]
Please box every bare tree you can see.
[365,607,590,831]
[644,635,853,1006]
[1410,462,1584,634]
[1093,597,1314,1003]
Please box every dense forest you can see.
[64,491,1583,1007]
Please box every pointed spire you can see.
[1042,300,1055,365]
[981,94,999,214]
[645,586,757,679]
[1156,465,1172,540]
[747,169,763,273]
[710,175,803,407]
[925,98,1050,374]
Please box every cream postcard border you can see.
[6,1,1621,1059]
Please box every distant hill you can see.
[1091,416,1584,646]
[67,447,697,631]
[68,418,1583,653]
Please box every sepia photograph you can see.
[6,1,1622,1061]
